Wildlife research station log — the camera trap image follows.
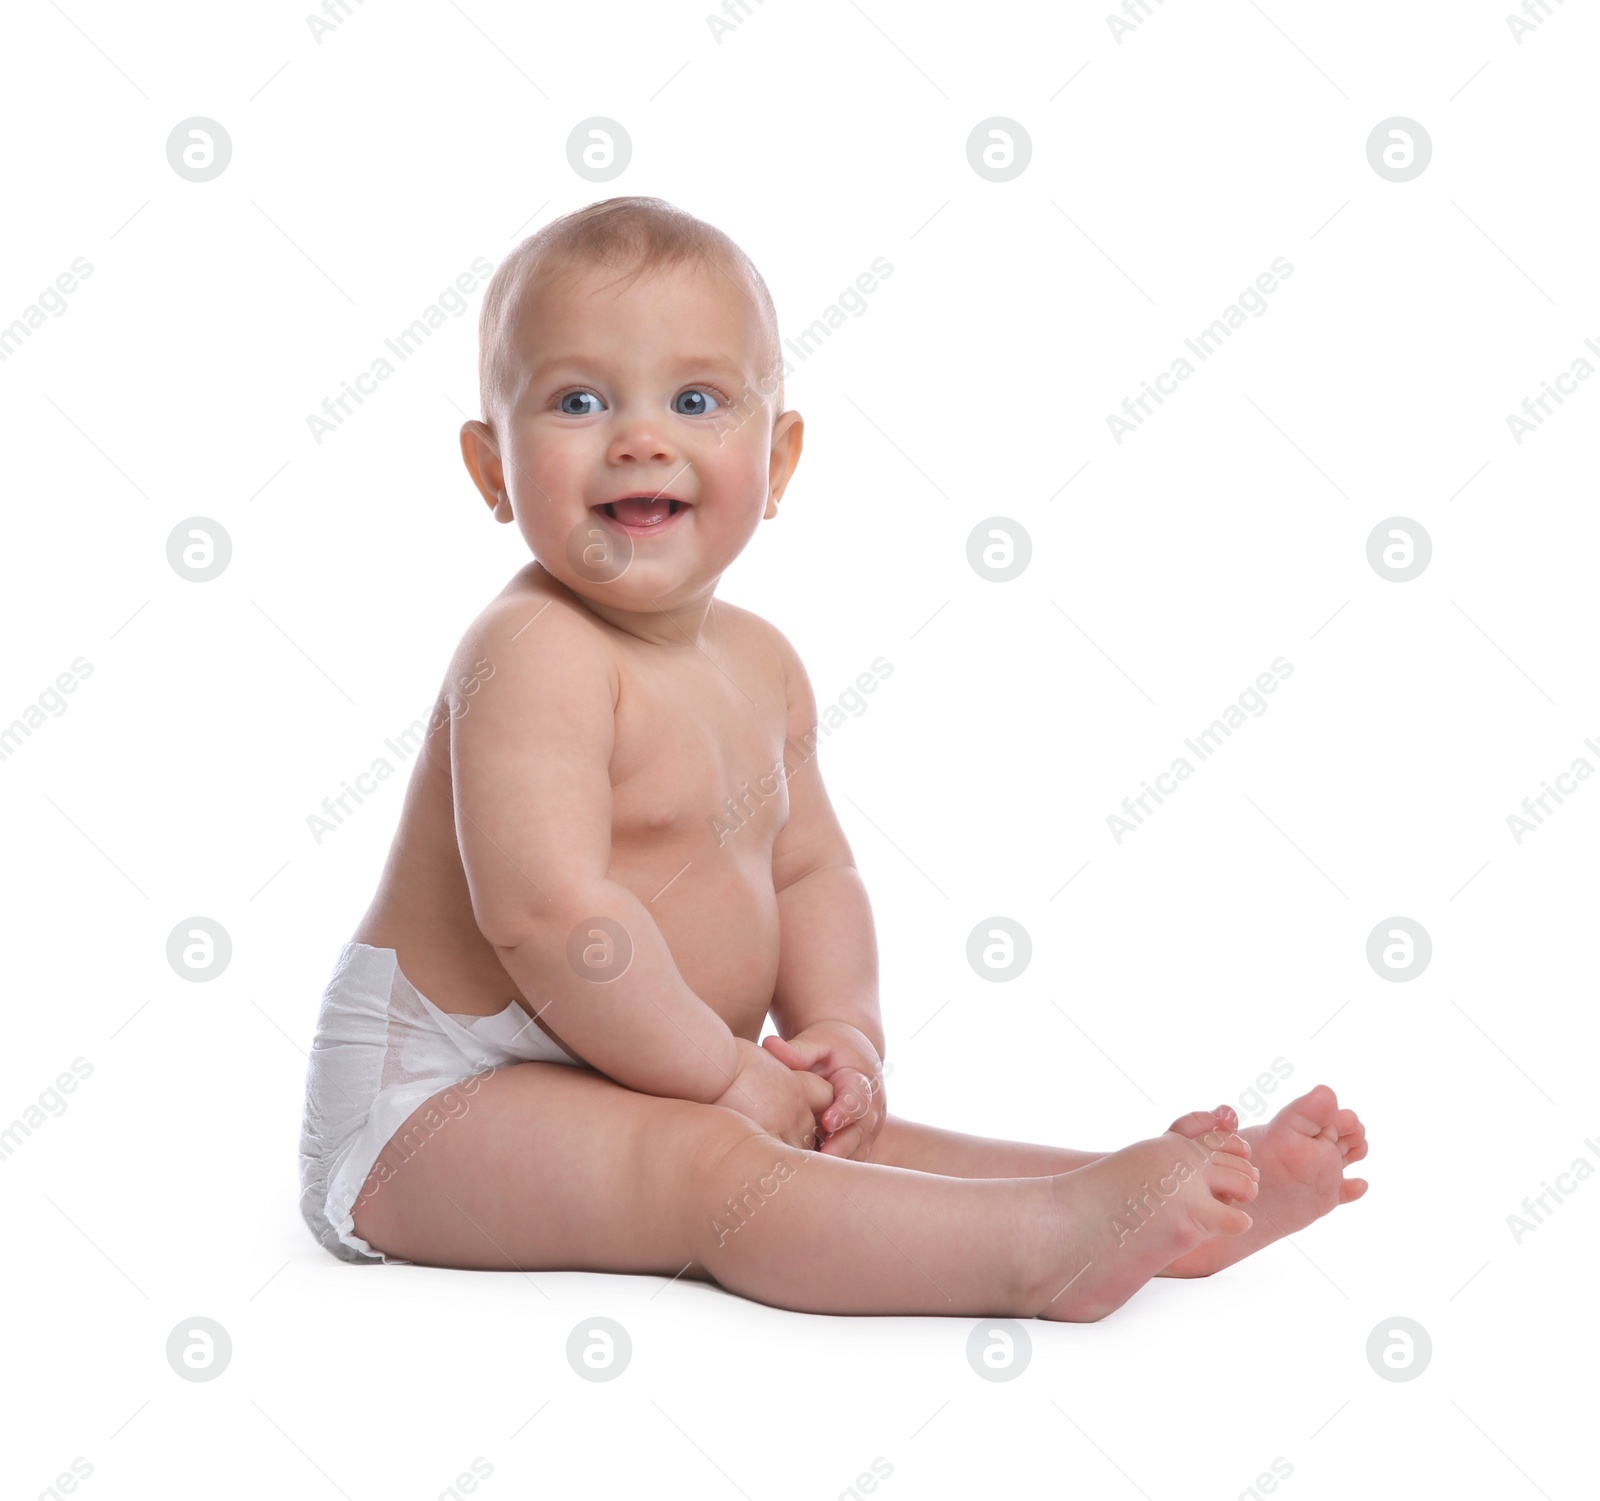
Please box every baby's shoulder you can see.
[715,599,802,680]
[443,570,617,706]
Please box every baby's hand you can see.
[712,1038,834,1152]
[762,1021,886,1161]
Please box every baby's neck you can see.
[540,563,722,648]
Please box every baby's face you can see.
[484,259,796,613]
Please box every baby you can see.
[297,196,1369,1319]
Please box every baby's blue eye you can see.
[674,389,720,416]
[558,390,603,415]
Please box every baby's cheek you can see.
[523,443,582,498]
[718,432,777,492]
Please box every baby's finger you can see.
[785,1118,824,1152]
[822,1069,874,1133]
[763,1033,827,1072]
[799,1071,835,1113]
[820,1123,867,1160]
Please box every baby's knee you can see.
[690,1105,779,1176]
[688,1125,811,1277]
[687,1111,801,1221]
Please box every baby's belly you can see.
[356,764,783,1041]
[609,847,781,1042]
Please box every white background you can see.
[3,1,1596,1497]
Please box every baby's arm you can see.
[451,604,823,1140]
[764,630,888,1153]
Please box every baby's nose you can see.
[607,412,676,465]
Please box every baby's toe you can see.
[1332,1109,1367,1162]
[1169,1105,1244,1148]
[1277,1083,1340,1138]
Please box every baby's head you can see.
[461,197,801,621]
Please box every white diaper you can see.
[298,940,584,1264]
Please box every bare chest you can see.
[607,653,791,863]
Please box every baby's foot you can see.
[1167,1103,1249,1150]
[1035,1130,1258,1321]
[1160,1084,1368,1278]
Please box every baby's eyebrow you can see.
[665,353,748,373]
[529,352,749,381]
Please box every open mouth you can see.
[593,494,690,531]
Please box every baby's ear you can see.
[765,409,804,517]
[459,420,511,521]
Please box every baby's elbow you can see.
[473,879,622,955]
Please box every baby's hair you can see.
[477,196,783,432]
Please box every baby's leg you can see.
[865,1091,1367,1277]
[350,1062,1253,1320]
[863,1115,1121,1174]
[862,1108,1241,1175]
